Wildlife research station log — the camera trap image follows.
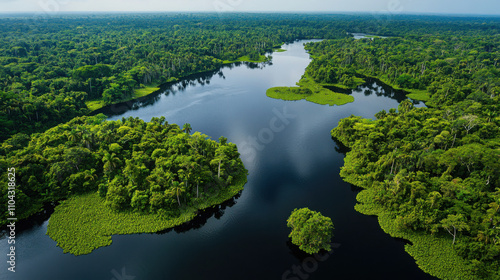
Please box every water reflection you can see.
[97,68,424,119]
[94,60,273,117]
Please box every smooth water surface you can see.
[1,40,432,280]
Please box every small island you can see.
[287,208,334,254]
[266,73,355,106]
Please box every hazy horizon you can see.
[0,0,499,16]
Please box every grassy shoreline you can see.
[46,171,247,256]
[223,54,269,64]
[354,187,476,280]
[266,73,354,106]
[85,84,162,111]
[335,133,480,280]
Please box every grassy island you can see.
[1,114,247,255]
[266,73,354,106]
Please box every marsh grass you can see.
[339,160,478,280]
[47,171,247,256]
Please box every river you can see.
[1,40,433,280]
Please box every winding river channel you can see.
[1,40,435,280]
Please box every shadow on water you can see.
[331,133,417,249]
[325,77,425,106]
[155,191,242,235]
[331,136,350,155]
[0,202,57,238]
[285,239,337,263]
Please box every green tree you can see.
[182,123,192,134]
[287,208,334,254]
[441,214,470,245]
[169,181,185,207]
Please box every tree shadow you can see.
[155,191,243,235]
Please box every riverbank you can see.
[85,84,164,111]
[356,72,432,103]
[222,54,269,64]
[47,170,247,256]
[85,55,270,112]
[332,123,483,279]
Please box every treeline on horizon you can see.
[1,13,499,141]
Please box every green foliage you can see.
[304,32,500,107]
[355,188,478,280]
[287,208,334,254]
[332,98,499,277]
[328,20,500,277]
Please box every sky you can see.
[0,0,499,15]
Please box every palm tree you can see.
[101,130,114,144]
[182,123,192,134]
[484,109,497,123]
[398,99,414,115]
[171,181,185,207]
[67,129,79,142]
[82,132,92,150]
[102,152,120,176]
[84,168,98,182]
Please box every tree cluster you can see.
[0,115,247,221]
[287,208,334,254]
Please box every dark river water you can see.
[1,40,434,280]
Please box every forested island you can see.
[0,12,499,279]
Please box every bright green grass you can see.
[132,85,160,99]
[47,171,247,256]
[274,48,287,52]
[266,73,354,106]
[354,187,477,280]
[407,90,431,102]
[85,100,106,111]
[85,84,161,112]
[223,54,268,64]
[266,87,310,101]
